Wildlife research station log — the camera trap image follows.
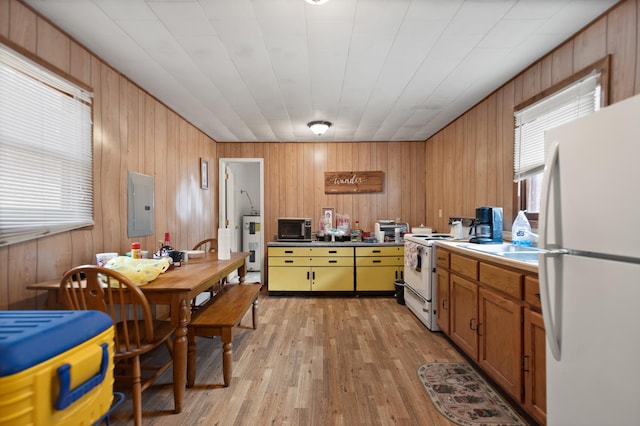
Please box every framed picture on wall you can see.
[200,158,208,190]
[322,207,334,229]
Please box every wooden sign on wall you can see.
[324,171,384,194]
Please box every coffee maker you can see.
[470,206,503,244]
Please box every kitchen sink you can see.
[458,243,545,263]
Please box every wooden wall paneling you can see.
[302,143,315,223]
[8,240,37,309]
[9,0,35,53]
[502,82,516,229]
[276,144,287,218]
[521,62,542,102]
[574,16,608,72]
[155,102,171,244]
[352,142,369,227]
[540,56,553,92]
[486,93,499,209]
[451,120,464,220]
[89,56,104,254]
[475,101,490,206]
[441,126,455,222]
[493,87,507,222]
[0,0,9,37]
[550,40,575,85]
[606,0,638,102]
[69,41,91,85]
[399,142,411,224]
[264,143,277,240]
[35,233,70,287]
[430,133,443,232]
[0,246,7,310]
[35,16,68,72]
[99,65,122,252]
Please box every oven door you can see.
[404,243,431,298]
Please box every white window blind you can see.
[0,43,94,247]
[513,71,601,182]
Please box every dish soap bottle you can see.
[511,211,532,246]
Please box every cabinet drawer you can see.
[435,248,450,268]
[524,276,541,310]
[355,246,403,257]
[268,257,311,267]
[355,256,403,267]
[450,253,478,280]
[268,247,309,257]
[479,263,523,299]
[309,247,353,257]
[309,257,354,267]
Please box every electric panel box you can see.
[0,310,114,426]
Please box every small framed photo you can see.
[322,207,334,229]
[200,158,209,190]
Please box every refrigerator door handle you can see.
[539,140,562,361]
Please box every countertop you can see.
[267,241,404,248]
[434,240,539,274]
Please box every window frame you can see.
[512,56,610,227]
[0,38,94,247]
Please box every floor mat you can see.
[418,362,528,426]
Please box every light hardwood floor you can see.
[107,292,468,425]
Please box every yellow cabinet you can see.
[268,246,354,292]
[355,246,404,291]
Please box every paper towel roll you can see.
[218,228,231,260]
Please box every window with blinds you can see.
[0,43,94,247]
[513,71,602,182]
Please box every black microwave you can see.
[277,218,312,241]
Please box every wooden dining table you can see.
[27,251,250,414]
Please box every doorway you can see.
[219,158,264,284]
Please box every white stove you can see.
[403,233,452,331]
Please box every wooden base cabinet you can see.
[478,287,523,401]
[435,267,450,333]
[449,274,478,359]
[524,308,547,425]
[436,245,546,424]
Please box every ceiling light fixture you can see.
[307,120,332,136]
[305,0,330,5]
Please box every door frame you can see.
[219,158,265,283]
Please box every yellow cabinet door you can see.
[311,267,354,291]
[356,266,401,291]
[268,266,311,291]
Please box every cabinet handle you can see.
[285,260,294,263]
[522,355,530,373]
[312,271,315,280]
[285,250,293,254]
[442,299,448,310]
[476,322,483,336]
[329,250,337,253]
[329,260,337,263]
[372,250,381,253]
[373,260,381,264]
[307,271,310,280]
[469,318,476,331]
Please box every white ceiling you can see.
[24,0,618,143]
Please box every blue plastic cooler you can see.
[0,310,115,425]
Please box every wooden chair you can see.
[192,238,218,254]
[60,265,175,426]
[192,238,225,307]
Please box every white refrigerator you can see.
[539,93,640,425]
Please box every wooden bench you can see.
[186,283,261,387]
